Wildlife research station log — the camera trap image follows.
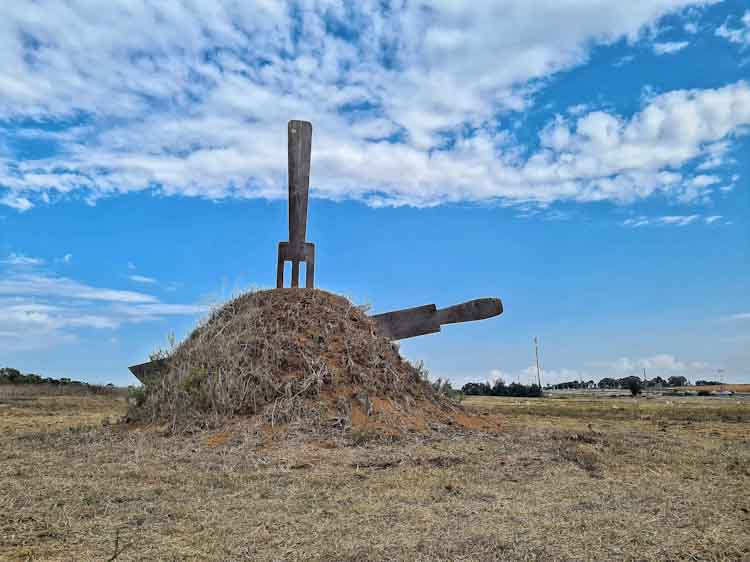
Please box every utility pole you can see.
[534,336,542,389]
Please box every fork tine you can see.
[291,259,300,288]
[276,250,285,288]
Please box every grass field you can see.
[681,384,750,393]
[2,388,749,561]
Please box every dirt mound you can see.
[129,289,496,437]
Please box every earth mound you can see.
[129,289,495,437]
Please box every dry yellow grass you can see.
[2,389,749,561]
[682,384,750,393]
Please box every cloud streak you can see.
[716,10,750,46]
[653,41,690,54]
[622,214,723,227]
[0,274,157,303]
[0,271,208,351]
[128,274,157,285]
[2,253,45,266]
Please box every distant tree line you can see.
[461,380,543,398]
[0,367,115,389]
[695,380,722,386]
[547,375,689,390]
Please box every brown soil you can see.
[130,288,490,438]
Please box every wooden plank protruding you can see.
[371,304,440,340]
[436,298,503,326]
[128,358,169,384]
[372,298,503,341]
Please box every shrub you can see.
[460,380,542,398]
[627,378,642,397]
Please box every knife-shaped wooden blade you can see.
[371,298,503,340]
[371,304,441,340]
[128,358,169,384]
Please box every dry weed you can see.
[128,289,459,436]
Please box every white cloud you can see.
[728,312,750,320]
[597,354,711,378]
[567,104,590,116]
[0,274,157,303]
[4,80,747,209]
[622,213,721,227]
[128,274,157,284]
[0,0,739,211]
[0,300,117,351]
[614,55,636,67]
[622,216,651,227]
[53,253,73,264]
[112,303,211,322]
[490,365,590,386]
[697,140,732,170]
[716,10,750,46]
[0,193,33,211]
[653,41,690,54]
[684,22,699,34]
[533,366,591,385]
[657,215,701,226]
[0,272,208,352]
[2,253,45,266]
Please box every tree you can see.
[598,377,617,389]
[648,376,666,388]
[667,375,688,387]
[618,375,641,390]
[460,380,541,397]
[461,382,491,396]
[627,378,642,397]
[1,368,23,383]
[491,378,507,396]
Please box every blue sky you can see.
[1,0,749,386]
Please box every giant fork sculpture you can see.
[276,120,315,288]
[128,119,504,383]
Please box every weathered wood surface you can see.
[435,298,502,326]
[276,241,315,289]
[371,304,440,340]
[128,358,169,383]
[288,120,311,246]
[372,298,503,341]
[277,119,315,289]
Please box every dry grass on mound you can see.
[128,289,483,437]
